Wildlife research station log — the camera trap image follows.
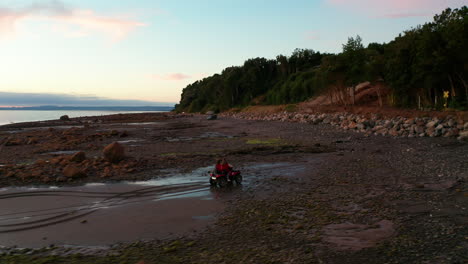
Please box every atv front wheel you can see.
[218,178,228,188]
[209,179,216,186]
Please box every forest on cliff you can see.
[175,7,468,112]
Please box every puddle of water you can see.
[42,150,80,156]
[242,162,306,179]
[22,126,84,131]
[200,132,233,139]
[156,188,210,201]
[5,130,23,134]
[117,139,145,144]
[123,122,163,126]
[84,183,106,187]
[130,166,211,186]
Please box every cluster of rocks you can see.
[223,112,468,140]
[3,127,129,152]
[0,142,143,184]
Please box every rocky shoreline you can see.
[223,111,468,140]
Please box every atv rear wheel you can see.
[235,174,243,185]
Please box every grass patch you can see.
[283,104,297,113]
[159,150,221,157]
[245,138,283,145]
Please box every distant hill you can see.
[0,105,174,111]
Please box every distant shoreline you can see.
[0,106,174,111]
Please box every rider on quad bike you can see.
[215,158,233,180]
[210,158,242,187]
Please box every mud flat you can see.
[0,113,467,263]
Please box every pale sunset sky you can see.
[0,0,466,106]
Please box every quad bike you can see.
[209,170,242,188]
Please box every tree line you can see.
[175,7,467,112]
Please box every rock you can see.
[103,142,125,163]
[50,157,63,165]
[416,119,425,126]
[362,120,375,128]
[119,131,129,138]
[63,165,86,178]
[34,159,48,166]
[415,125,425,134]
[435,124,444,130]
[426,121,437,128]
[31,169,42,177]
[384,121,393,129]
[447,119,456,127]
[443,129,455,137]
[426,127,435,136]
[56,176,67,182]
[60,115,70,121]
[207,114,217,120]
[389,129,399,137]
[458,131,468,141]
[404,118,415,125]
[41,176,51,183]
[5,138,23,146]
[430,129,442,137]
[464,122,468,130]
[70,151,86,163]
[26,138,38,145]
[60,159,70,166]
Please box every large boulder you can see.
[70,151,86,163]
[60,115,71,121]
[63,165,86,178]
[103,142,125,163]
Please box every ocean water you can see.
[0,110,162,126]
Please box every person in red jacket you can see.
[215,158,232,175]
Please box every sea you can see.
[0,110,163,126]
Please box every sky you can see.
[0,0,466,106]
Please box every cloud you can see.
[325,0,467,18]
[0,92,174,106]
[150,73,193,81]
[305,31,320,40]
[0,1,145,40]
